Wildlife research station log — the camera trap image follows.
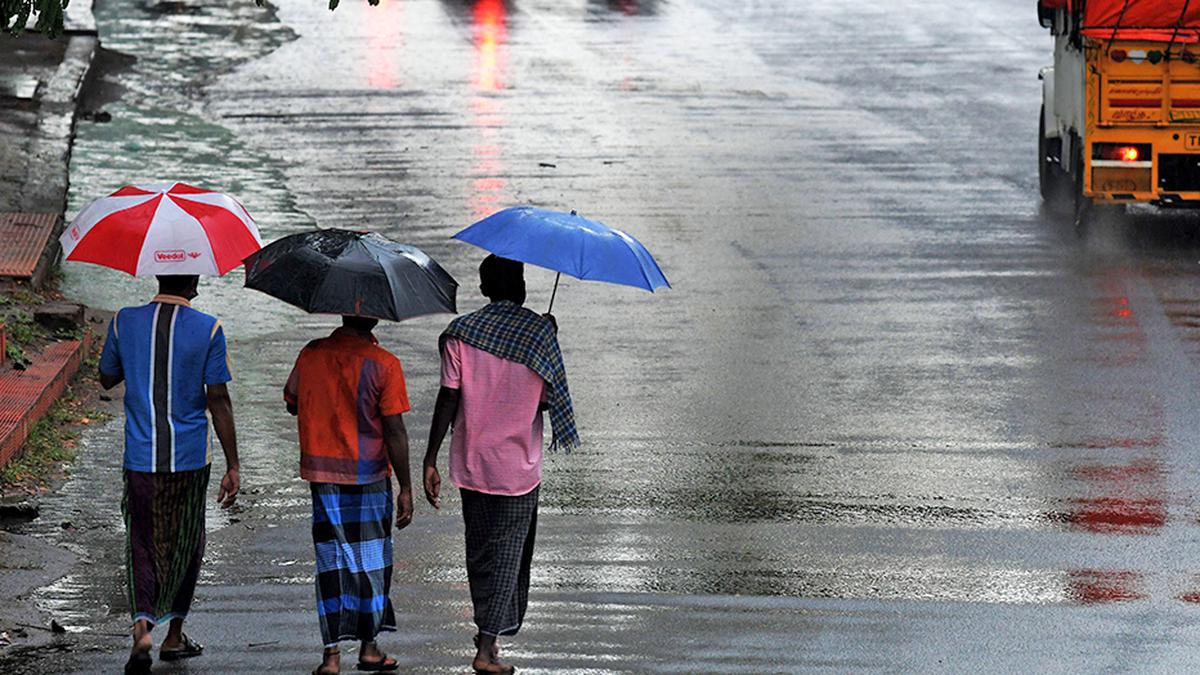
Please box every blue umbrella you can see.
[453,206,669,310]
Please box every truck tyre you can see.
[1038,105,1066,204]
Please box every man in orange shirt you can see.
[284,315,413,674]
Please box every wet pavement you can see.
[15,0,1200,671]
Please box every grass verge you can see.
[0,383,110,492]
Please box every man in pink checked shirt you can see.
[423,255,576,675]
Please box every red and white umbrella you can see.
[61,182,263,276]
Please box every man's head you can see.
[479,255,525,305]
[342,315,379,333]
[156,275,200,300]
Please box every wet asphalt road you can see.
[20,0,1200,671]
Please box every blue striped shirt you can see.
[99,295,232,472]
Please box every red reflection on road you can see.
[364,0,404,90]
[469,0,509,219]
[1068,497,1166,533]
[1067,460,1166,534]
[1067,569,1144,604]
[473,0,507,92]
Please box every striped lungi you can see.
[461,485,539,637]
[311,480,397,646]
[122,465,210,625]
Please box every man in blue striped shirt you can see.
[99,275,240,674]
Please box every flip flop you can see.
[357,654,400,671]
[123,651,151,674]
[159,633,204,661]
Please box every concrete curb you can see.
[25,20,99,288]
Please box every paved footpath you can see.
[0,5,99,661]
[0,5,97,217]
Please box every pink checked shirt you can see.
[441,337,547,496]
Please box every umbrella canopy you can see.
[61,182,263,276]
[453,206,669,292]
[243,229,458,321]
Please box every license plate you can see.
[1187,133,1200,150]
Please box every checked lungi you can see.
[122,466,210,625]
[461,485,539,637]
[311,480,397,647]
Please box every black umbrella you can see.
[243,229,458,321]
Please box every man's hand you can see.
[217,466,240,508]
[395,488,413,530]
[99,369,123,390]
[543,312,558,334]
[423,463,441,510]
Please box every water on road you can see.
[17,0,1200,671]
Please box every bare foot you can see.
[130,622,152,657]
[472,636,514,674]
[314,647,339,675]
[471,656,515,674]
[474,633,500,659]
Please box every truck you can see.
[1038,0,1200,223]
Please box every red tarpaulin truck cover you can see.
[1040,0,1200,41]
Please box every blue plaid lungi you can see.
[311,480,397,647]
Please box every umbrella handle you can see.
[548,272,561,313]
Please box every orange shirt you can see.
[284,328,410,485]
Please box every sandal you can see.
[123,651,151,674]
[357,654,400,671]
[159,633,204,661]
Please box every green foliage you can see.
[7,310,37,345]
[2,0,70,38]
[0,390,80,486]
[5,342,25,365]
[0,299,48,367]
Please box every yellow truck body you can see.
[1083,39,1200,204]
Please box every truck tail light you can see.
[1093,143,1151,162]
[1112,49,1128,62]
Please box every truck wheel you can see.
[1038,106,1065,203]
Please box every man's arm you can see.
[422,386,460,510]
[382,414,413,529]
[206,383,240,508]
[283,357,300,416]
[98,316,123,389]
